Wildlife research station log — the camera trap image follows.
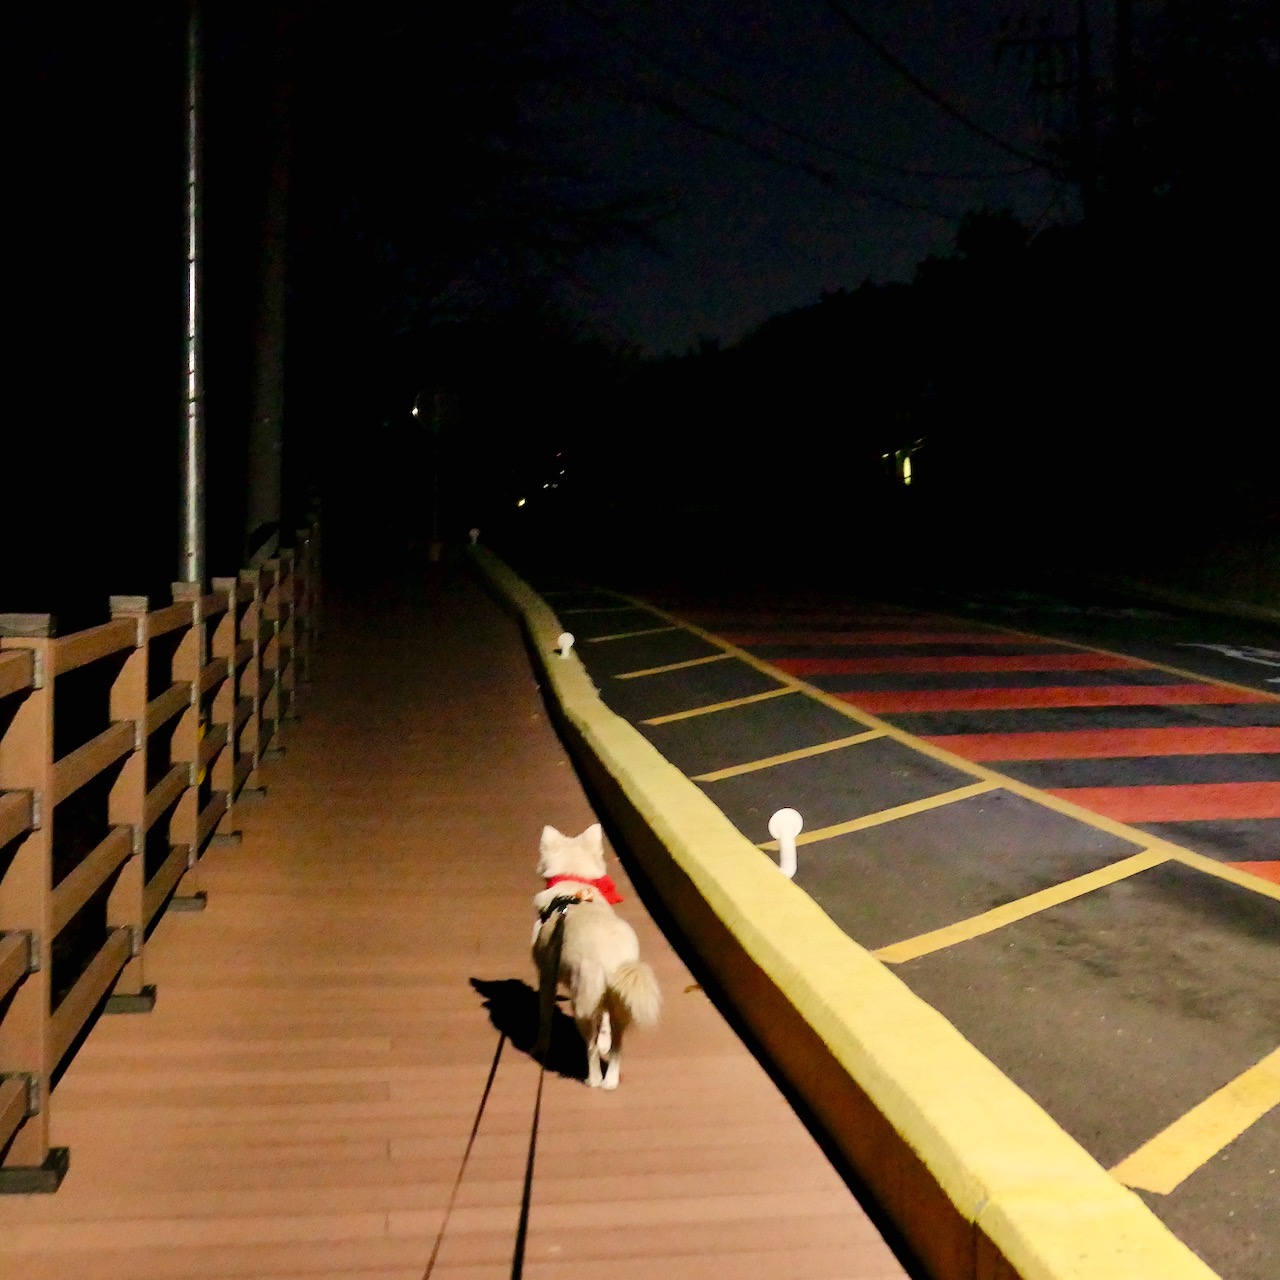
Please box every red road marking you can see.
[721,630,1063,647]
[773,653,1142,676]
[839,685,1270,713]
[1227,861,1280,886]
[921,727,1280,760]
[1046,783,1280,822]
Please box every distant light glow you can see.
[902,456,912,485]
[411,406,420,418]
[517,498,527,507]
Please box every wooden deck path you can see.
[0,565,909,1280]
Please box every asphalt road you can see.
[533,573,1280,1280]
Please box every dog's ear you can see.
[538,825,564,875]
[583,822,604,853]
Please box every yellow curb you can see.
[471,547,1220,1280]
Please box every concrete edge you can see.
[471,546,1220,1280]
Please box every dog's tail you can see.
[608,960,661,1028]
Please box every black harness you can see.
[537,893,582,925]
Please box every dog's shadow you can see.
[469,977,588,1082]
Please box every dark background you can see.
[4,2,1277,625]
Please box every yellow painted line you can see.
[622,594,1280,903]
[692,731,886,782]
[759,782,998,851]
[1166,846,1280,903]
[1110,1045,1280,1194]
[615,653,734,680]
[586,625,679,642]
[642,686,796,725]
[875,849,1170,963]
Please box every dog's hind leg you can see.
[601,1002,631,1090]
[578,1013,604,1087]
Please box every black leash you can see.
[425,906,571,1280]
[513,906,570,1280]
[420,1030,506,1280]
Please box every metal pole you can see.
[179,0,206,585]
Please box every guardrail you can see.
[0,523,319,1192]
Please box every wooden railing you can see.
[0,523,319,1192]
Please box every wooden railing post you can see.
[104,596,153,1011]
[260,557,287,750]
[239,566,270,795]
[168,584,206,911]
[274,548,298,720]
[206,579,241,845]
[214,575,257,811]
[0,614,65,1191]
[293,526,314,684]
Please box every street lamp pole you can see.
[179,0,206,585]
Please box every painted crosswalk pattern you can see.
[699,607,1280,888]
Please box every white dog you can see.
[531,823,661,1088]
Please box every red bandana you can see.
[544,873,624,904]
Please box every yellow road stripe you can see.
[621,595,1280,902]
[642,686,796,725]
[586,625,680,642]
[759,782,998,851]
[1166,846,1280,903]
[874,849,1169,963]
[692,731,886,782]
[1110,1045,1280,1194]
[615,653,734,680]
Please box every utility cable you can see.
[565,0,1034,183]
[609,80,966,218]
[823,0,1050,168]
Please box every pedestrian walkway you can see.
[0,564,908,1280]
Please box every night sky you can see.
[5,1,1277,615]
[534,0,1070,353]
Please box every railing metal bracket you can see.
[104,984,157,1015]
[0,1146,69,1195]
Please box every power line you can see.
[822,0,1050,168]
[564,0,1034,184]
[601,78,966,219]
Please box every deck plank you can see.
[0,568,907,1280]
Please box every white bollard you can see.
[469,528,480,545]
[768,808,803,879]
[556,632,575,659]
